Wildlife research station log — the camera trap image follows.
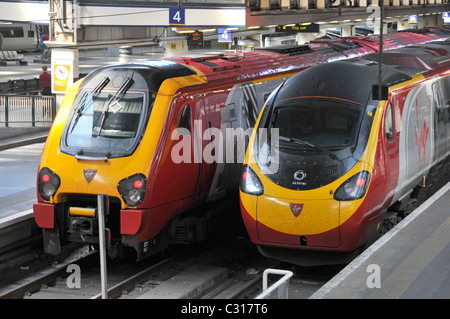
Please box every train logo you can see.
[414,99,430,170]
[293,170,307,181]
[290,203,304,218]
[83,169,97,183]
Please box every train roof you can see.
[165,27,449,88]
[362,41,450,76]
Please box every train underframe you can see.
[34,194,216,261]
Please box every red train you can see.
[240,40,450,266]
[33,26,450,260]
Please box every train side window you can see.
[385,103,394,143]
[176,104,191,136]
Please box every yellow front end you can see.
[240,98,383,253]
[33,63,206,259]
[241,157,372,248]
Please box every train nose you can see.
[256,195,340,248]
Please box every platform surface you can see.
[311,182,450,299]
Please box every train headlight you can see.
[240,164,264,196]
[38,167,61,201]
[117,173,147,207]
[334,171,371,201]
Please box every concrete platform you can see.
[0,127,49,151]
[310,182,450,299]
[138,265,228,299]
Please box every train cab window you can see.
[64,86,149,158]
[269,98,362,149]
[385,103,394,143]
[176,104,191,136]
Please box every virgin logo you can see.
[83,169,97,183]
[290,203,304,218]
[414,99,429,170]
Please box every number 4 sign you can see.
[218,28,232,43]
[169,8,185,26]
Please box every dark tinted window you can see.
[0,27,24,38]
[270,98,362,149]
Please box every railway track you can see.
[0,253,260,299]
[0,240,341,300]
[2,177,446,300]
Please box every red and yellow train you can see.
[33,27,450,260]
[240,41,450,265]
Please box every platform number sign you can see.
[408,15,418,24]
[218,28,232,43]
[169,8,185,26]
[443,12,450,18]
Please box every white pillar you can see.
[299,0,308,9]
[341,25,355,36]
[317,0,326,9]
[164,39,188,57]
[296,32,315,44]
[397,21,410,30]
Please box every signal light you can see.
[117,173,147,207]
[38,167,61,201]
[334,171,371,201]
[356,178,366,187]
[240,165,264,196]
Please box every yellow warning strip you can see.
[69,207,96,217]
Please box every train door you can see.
[384,100,399,193]
[432,81,447,163]
[194,95,214,199]
[165,102,199,202]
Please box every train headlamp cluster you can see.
[240,165,264,196]
[38,167,61,201]
[334,171,371,201]
[117,173,147,207]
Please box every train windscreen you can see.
[269,98,363,150]
[66,92,145,147]
[61,71,153,159]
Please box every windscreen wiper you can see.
[279,136,341,162]
[97,76,134,135]
[70,77,110,133]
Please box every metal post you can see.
[31,97,36,127]
[378,0,384,100]
[73,0,78,44]
[52,96,57,120]
[97,194,109,299]
[4,96,8,127]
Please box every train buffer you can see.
[0,51,28,66]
